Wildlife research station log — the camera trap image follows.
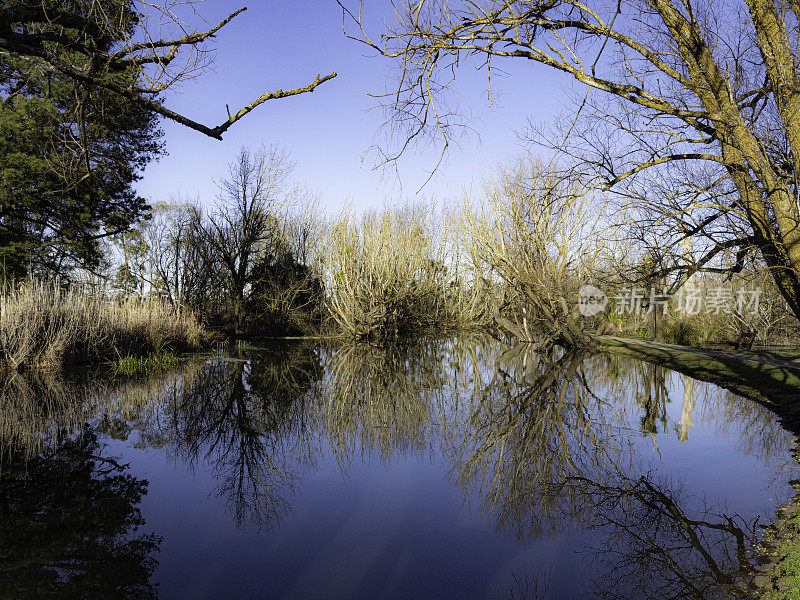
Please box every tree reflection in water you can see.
[0,428,160,600]
[446,343,767,599]
[0,337,796,599]
[146,344,324,529]
[569,474,754,600]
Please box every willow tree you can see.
[341,0,800,321]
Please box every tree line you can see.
[340,0,800,325]
[0,0,334,280]
[103,146,321,336]
[6,0,800,348]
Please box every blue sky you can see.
[136,0,575,214]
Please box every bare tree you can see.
[340,0,800,323]
[458,158,614,346]
[136,199,197,305]
[198,145,292,333]
[1,0,336,139]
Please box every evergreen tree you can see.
[0,3,162,277]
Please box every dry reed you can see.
[0,281,204,370]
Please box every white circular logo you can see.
[578,285,608,316]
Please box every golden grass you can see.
[0,281,204,370]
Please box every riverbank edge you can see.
[750,468,800,600]
[596,335,800,414]
[596,335,800,599]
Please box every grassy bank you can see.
[756,492,800,600]
[0,281,205,371]
[112,352,185,376]
[596,336,800,419]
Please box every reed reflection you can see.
[0,338,795,600]
[320,341,451,466]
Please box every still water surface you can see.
[1,338,798,599]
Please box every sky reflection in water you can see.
[0,338,797,600]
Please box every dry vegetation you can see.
[321,204,491,339]
[0,281,204,371]
[6,157,798,370]
[457,159,618,347]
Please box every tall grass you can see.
[0,281,204,370]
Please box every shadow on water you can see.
[0,428,160,599]
[0,338,797,599]
[600,336,800,433]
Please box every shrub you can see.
[660,319,702,347]
[457,158,616,345]
[322,206,488,339]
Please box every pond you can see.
[1,338,797,599]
